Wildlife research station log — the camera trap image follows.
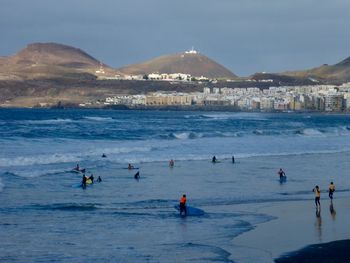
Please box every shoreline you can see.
[0,104,350,115]
[1,106,350,115]
[231,197,350,263]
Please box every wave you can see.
[161,131,244,140]
[24,118,74,124]
[83,116,114,122]
[6,169,67,178]
[171,132,203,140]
[0,154,82,167]
[200,113,269,121]
[296,128,325,136]
[0,178,3,192]
[28,203,101,211]
[0,146,153,167]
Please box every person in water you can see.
[179,194,187,215]
[82,174,87,188]
[328,182,335,199]
[89,174,94,183]
[134,171,140,180]
[97,176,102,182]
[278,168,286,179]
[102,153,107,158]
[169,159,175,167]
[75,164,80,171]
[212,156,217,163]
[232,156,235,163]
[128,163,134,170]
[313,185,321,208]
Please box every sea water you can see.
[1,109,350,262]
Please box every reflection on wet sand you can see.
[315,207,322,242]
[330,200,336,220]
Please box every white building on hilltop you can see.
[185,47,198,54]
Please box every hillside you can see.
[282,56,350,83]
[119,51,237,79]
[0,42,119,80]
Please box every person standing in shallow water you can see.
[328,182,335,199]
[82,174,87,188]
[232,156,235,163]
[278,168,286,179]
[313,185,321,208]
[179,194,187,216]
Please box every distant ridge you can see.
[0,42,119,80]
[119,50,237,79]
[282,56,350,83]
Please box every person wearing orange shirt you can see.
[179,194,187,215]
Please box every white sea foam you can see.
[0,178,3,192]
[0,154,82,167]
[201,113,269,121]
[9,168,67,178]
[298,128,324,136]
[83,116,114,122]
[0,146,153,167]
[25,118,74,124]
[172,132,203,140]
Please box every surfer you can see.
[75,164,80,171]
[179,194,187,215]
[169,159,175,167]
[97,176,102,182]
[313,185,321,208]
[232,155,235,163]
[89,174,94,183]
[212,156,217,163]
[278,168,286,180]
[328,182,335,199]
[134,171,140,180]
[128,163,134,170]
[82,174,87,188]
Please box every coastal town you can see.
[102,82,350,112]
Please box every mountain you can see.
[282,56,350,83]
[119,50,237,79]
[0,42,119,80]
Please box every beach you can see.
[1,109,350,262]
[232,197,350,262]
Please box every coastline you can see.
[231,197,350,263]
[2,105,350,114]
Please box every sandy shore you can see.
[231,197,350,263]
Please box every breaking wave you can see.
[24,118,74,124]
[171,132,203,140]
[0,146,153,167]
[296,128,325,136]
[83,116,114,122]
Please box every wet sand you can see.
[275,239,350,263]
[231,197,350,263]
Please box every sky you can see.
[0,0,350,76]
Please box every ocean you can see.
[1,108,350,262]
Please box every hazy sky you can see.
[1,0,350,76]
